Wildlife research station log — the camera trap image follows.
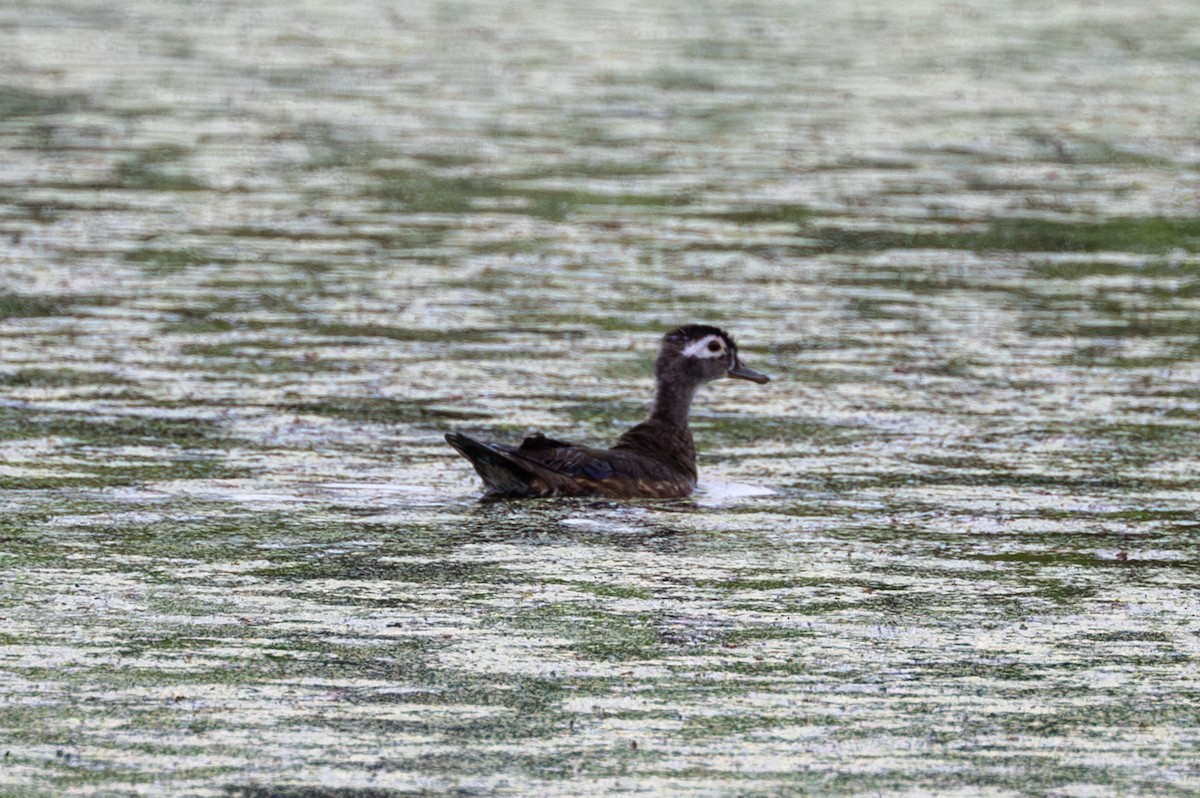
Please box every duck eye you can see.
[707,340,722,353]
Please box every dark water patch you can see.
[516,183,696,218]
[0,460,243,491]
[227,787,431,798]
[906,453,1002,471]
[973,550,1171,570]
[829,270,1035,300]
[694,415,859,447]
[423,709,573,745]
[165,296,309,335]
[482,122,545,140]
[1078,507,1198,523]
[1082,630,1173,643]
[563,398,646,427]
[218,223,452,251]
[645,68,720,92]
[1030,257,1200,280]
[169,316,496,340]
[845,296,931,324]
[815,467,1200,494]
[1052,314,1200,340]
[717,658,818,677]
[177,342,356,374]
[113,633,271,656]
[280,397,486,425]
[508,603,661,661]
[113,144,208,192]
[370,168,504,214]
[92,456,245,484]
[668,241,821,256]
[580,583,653,599]
[293,122,387,170]
[574,616,661,661]
[410,151,482,169]
[1077,421,1200,467]
[4,406,221,446]
[511,159,673,179]
[2,194,144,224]
[992,696,1200,738]
[816,216,1200,254]
[516,314,671,334]
[9,514,336,565]
[681,38,756,61]
[164,312,243,335]
[249,555,510,591]
[464,235,555,256]
[764,364,886,387]
[0,293,76,319]
[380,746,638,782]
[1061,346,1200,368]
[508,183,694,221]
[0,85,87,118]
[0,513,64,562]
[712,626,818,651]
[228,788,423,798]
[450,344,564,362]
[0,405,230,447]
[822,156,921,171]
[1,194,58,225]
[308,322,497,344]
[690,572,895,593]
[252,639,438,682]
[1015,127,1179,166]
[370,167,692,220]
[681,711,829,741]
[897,356,979,378]
[697,204,815,226]
[0,368,132,388]
[164,292,308,321]
[123,247,230,275]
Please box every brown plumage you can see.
[445,324,770,499]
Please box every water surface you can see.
[2,1,1199,795]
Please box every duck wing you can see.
[517,434,694,497]
[518,434,614,480]
[447,431,692,498]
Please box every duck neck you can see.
[650,379,697,427]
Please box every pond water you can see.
[2,0,1199,795]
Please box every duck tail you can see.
[445,433,539,496]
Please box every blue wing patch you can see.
[580,460,614,480]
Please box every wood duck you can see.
[445,324,770,499]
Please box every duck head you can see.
[656,324,771,386]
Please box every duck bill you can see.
[727,361,770,384]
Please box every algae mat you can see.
[2,0,1200,795]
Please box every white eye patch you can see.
[682,334,727,359]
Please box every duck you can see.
[445,324,770,499]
